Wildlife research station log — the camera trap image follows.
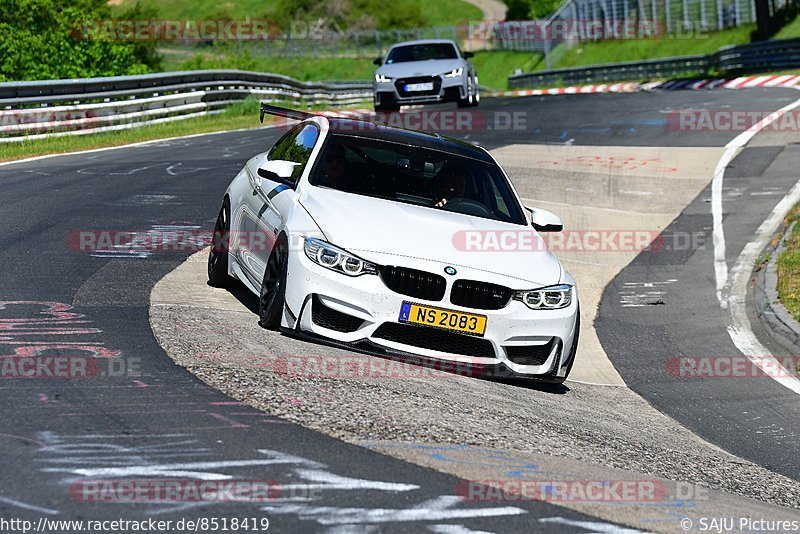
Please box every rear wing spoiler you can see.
[259,103,316,124]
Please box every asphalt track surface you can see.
[596,119,800,481]
[0,87,797,531]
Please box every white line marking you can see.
[428,525,494,533]
[283,469,419,492]
[619,189,654,196]
[565,378,627,387]
[0,496,59,515]
[43,456,317,481]
[711,95,800,303]
[712,89,800,395]
[0,123,283,169]
[726,179,800,395]
[262,495,526,525]
[539,517,646,533]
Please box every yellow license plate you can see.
[399,302,487,336]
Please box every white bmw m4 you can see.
[208,105,579,383]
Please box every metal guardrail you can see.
[0,70,372,142]
[509,54,711,87]
[715,37,800,72]
[509,37,800,88]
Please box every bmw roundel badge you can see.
[444,266,457,276]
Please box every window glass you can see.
[268,123,319,185]
[310,134,526,225]
[386,43,459,63]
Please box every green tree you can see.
[0,0,161,81]
[504,0,563,20]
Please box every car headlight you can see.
[375,74,392,83]
[303,237,378,277]
[513,284,572,310]
[444,67,464,78]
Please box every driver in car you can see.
[434,167,467,208]
[320,143,348,188]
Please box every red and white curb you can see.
[492,82,639,97]
[490,74,800,98]
[646,74,800,90]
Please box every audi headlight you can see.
[444,67,464,78]
[303,237,378,277]
[513,284,572,310]
[375,74,392,83]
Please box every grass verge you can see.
[542,25,756,71]
[777,203,800,322]
[162,49,541,92]
[0,98,368,163]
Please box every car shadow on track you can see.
[218,283,570,395]
[209,279,260,314]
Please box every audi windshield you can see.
[385,43,459,63]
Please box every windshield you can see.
[386,43,459,63]
[310,135,527,225]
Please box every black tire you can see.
[258,237,288,330]
[207,199,233,287]
[457,78,476,108]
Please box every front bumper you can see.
[373,74,467,106]
[283,249,579,379]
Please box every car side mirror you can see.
[526,206,563,232]
[257,159,300,185]
[463,51,474,58]
[373,56,382,66]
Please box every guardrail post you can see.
[652,0,659,35]
[623,0,629,37]
[683,0,690,29]
[666,0,672,32]
[701,0,708,28]
[544,20,552,69]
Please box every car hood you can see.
[377,59,463,79]
[299,187,563,288]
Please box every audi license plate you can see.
[404,82,434,92]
